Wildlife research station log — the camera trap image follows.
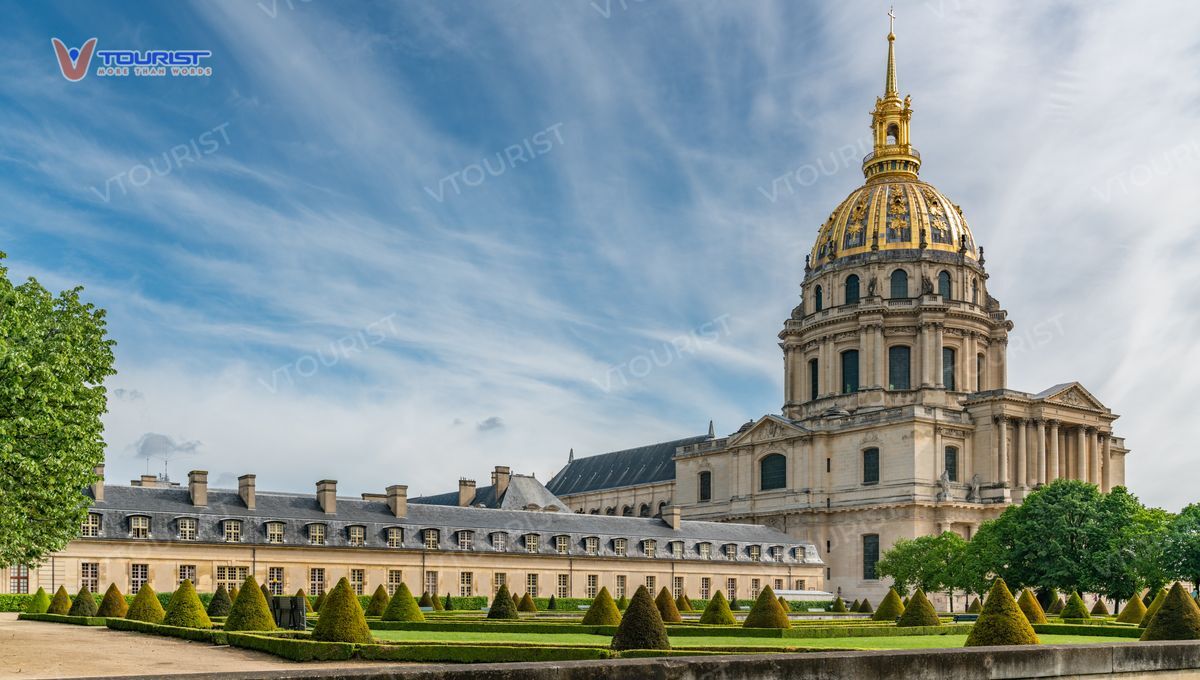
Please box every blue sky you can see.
[2,1,1197,509]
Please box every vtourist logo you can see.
[51,37,213,81]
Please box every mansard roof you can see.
[411,474,569,511]
[545,433,712,496]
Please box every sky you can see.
[1,1,1197,510]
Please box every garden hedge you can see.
[1032,623,1143,638]
[965,578,1039,647]
[611,585,669,651]
[581,587,621,626]
[358,643,611,663]
[163,579,212,629]
[518,593,538,613]
[382,582,424,622]
[97,584,128,618]
[126,585,165,624]
[206,585,233,617]
[1060,592,1091,619]
[873,588,905,621]
[1116,594,1148,624]
[227,633,356,661]
[897,589,940,627]
[831,596,847,613]
[1141,582,1200,641]
[1017,588,1048,625]
[1142,588,1168,628]
[47,586,72,615]
[743,586,790,629]
[365,585,389,617]
[654,587,682,623]
[18,613,106,626]
[1091,599,1110,617]
[676,592,694,613]
[699,590,736,625]
[68,587,98,617]
[487,584,519,620]
[225,575,275,632]
[312,578,372,643]
[967,597,982,614]
[314,590,327,612]
[107,617,228,644]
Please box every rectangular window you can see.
[348,526,365,547]
[130,516,150,539]
[942,347,957,391]
[888,345,911,390]
[459,571,473,597]
[425,570,438,596]
[724,544,738,560]
[81,513,101,538]
[699,543,711,559]
[615,575,626,599]
[387,527,403,548]
[131,563,149,593]
[224,520,241,543]
[458,531,474,550]
[772,546,784,562]
[81,562,99,592]
[555,535,569,555]
[8,565,29,594]
[977,353,985,391]
[309,567,326,594]
[177,517,196,541]
[863,447,880,485]
[751,578,761,598]
[808,358,819,401]
[423,529,439,550]
[309,524,326,546]
[348,568,364,596]
[526,573,538,598]
[673,576,684,598]
[774,578,783,591]
[525,535,539,553]
[267,567,284,595]
[492,533,507,551]
[216,565,248,592]
[613,539,627,556]
[945,446,959,482]
[726,578,737,601]
[699,577,711,599]
[178,564,196,587]
[645,575,655,592]
[557,573,569,598]
[796,579,806,590]
[841,350,859,394]
[749,545,762,561]
[267,522,285,544]
[863,534,881,580]
[699,471,712,502]
[493,572,506,593]
[585,537,599,555]
[586,574,598,598]
[387,569,403,595]
[671,542,683,559]
[643,540,656,558]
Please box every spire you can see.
[568,447,574,463]
[884,6,899,99]
[862,6,920,181]
[707,420,715,438]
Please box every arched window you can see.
[656,501,667,517]
[971,279,979,304]
[887,345,911,390]
[808,358,819,401]
[938,270,951,300]
[639,503,650,517]
[945,446,959,482]
[890,269,908,298]
[841,349,859,393]
[814,285,823,312]
[760,454,787,491]
[604,506,616,516]
[621,505,633,517]
[862,448,880,485]
[845,275,860,305]
[942,347,957,391]
[698,471,712,502]
[886,124,899,145]
[976,353,985,392]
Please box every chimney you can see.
[317,480,337,514]
[361,492,386,502]
[492,466,511,498]
[458,478,476,507]
[386,484,408,518]
[665,506,682,531]
[139,474,159,488]
[188,470,208,507]
[91,464,105,503]
[238,474,256,510]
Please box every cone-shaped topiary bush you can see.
[729,596,740,611]
[1141,582,1200,641]
[1017,588,1048,624]
[382,582,424,622]
[1141,588,1168,628]
[445,592,455,611]
[418,591,433,607]
[582,586,621,625]
[1049,597,1065,614]
[547,594,556,611]
[858,598,873,614]
[163,580,212,629]
[207,585,233,617]
[68,587,97,617]
[126,585,165,624]
[313,590,326,612]
[873,588,905,621]
[296,588,313,613]
[850,599,860,612]
[224,576,275,632]
[897,588,940,627]
[965,579,1039,647]
[1038,588,1059,611]
[365,585,389,617]
[743,585,791,629]
[511,592,519,608]
[487,584,519,620]
[676,592,694,613]
[967,597,982,613]
[1060,592,1090,619]
[431,592,444,611]
[699,590,736,625]
[260,583,273,604]
[97,583,128,618]
[518,592,538,612]
[610,585,669,651]
[616,594,629,611]
[778,595,791,613]
[1116,594,1148,624]
[47,586,72,615]
[312,578,372,643]
[229,586,240,603]
[831,596,847,613]
[28,587,51,614]
[1091,598,1110,617]
[655,587,682,623]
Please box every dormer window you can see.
[491,533,507,551]
[130,515,150,539]
[81,513,102,538]
[584,537,599,555]
[642,539,656,558]
[308,524,326,546]
[423,529,440,550]
[749,545,762,561]
[555,535,569,555]
[267,522,285,544]
[348,525,365,547]
[524,534,540,553]
[613,538,627,556]
[386,527,403,548]
[771,546,784,562]
[671,541,684,559]
[177,517,197,541]
[698,542,712,559]
[723,543,738,560]
[223,519,242,543]
[458,530,474,550]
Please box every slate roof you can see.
[545,433,712,496]
[411,474,569,512]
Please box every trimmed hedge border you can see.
[369,621,617,635]
[358,643,611,663]
[366,619,969,640]
[226,633,356,661]
[17,613,107,626]
[1032,623,1144,638]
[106,617,228,644]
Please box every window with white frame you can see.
[350,568,365,595]
[267,522,285,544]
[492,533,507,551]
[749,545,762,561]
[81,562,99,592]
[795,579,807,590]
[423,529,439,550]
[8,565,29,594]
[699,543,712,559]
[424,570,438,595]
[216,565,248,592]
[309,567,326,594]
[178,564,197,586]
[613,538,627,556]
[584,537,599,555]
[642,539,656,558]
[726,577,737,601]
[223,520,242,543]
[645,575,656,592]
[774,578,783,591]
[724,544,738,560]
[131,563,149,593]
[308,524,326,546]
[348,525,365,547]
[387,569,403,595]
[772,546,784,561]
[671,541,683,559]
[81,513,102,538]
[268,567,285,595]
[130,516,150,539]
[493,572,506,593]
[557,573,569,598]
[386,527,403,548]
[524,534,539,553]
[673,576,684,598]
[555,535,569,554]
[458,530,474,550]
[526,573,539,598]
[177,517,197,541]
[699,577,711,599]
[459,571,473,597]
[586,574,598,598]
[615,574,626,599]
[751,578,761,598]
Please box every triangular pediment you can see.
[1035,382,1107,411]
[727,414,809,446]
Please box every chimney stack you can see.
[492,466,511,498]
[138,474,159,488]
[92,464,105,503]
[238,474,256,510]
[386,485,408,518]
[666,506,682,531]
[458,478,476,507]
[188,470,208,507]
[317,480,337,514]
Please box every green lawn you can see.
[370,629,1136,650]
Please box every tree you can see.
[206,585,232,617]
[365,585,389,617]
[872,588,905,621]
[1115,593,1147,624]
[224,576,275,631]
[742,586,790,629]
[654,587,682,623]
[1060,591,1091,619]
[698,590,735,625]
[162,580,212,629]
[487,584,519,620]
[311,578,372,643]
[1166,504,1200,590]
[876,532,969,609]
[382,583,424,622]
[858,598,873,614]
[125,585,165,624]
[517,593,538,612]
[68,586,96,617]
[1090,487,1166,609]
[896,588,940,627]
[610,586,668,651]
[28,587,50,614]
[1141,582,1200,641]
[0,259,116,567]
[1016,588,1047,625]
[96,584,127,618]
[965,578,1039,647]
[47,586,71,615]
[581,587,621,625]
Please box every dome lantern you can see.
[863,10,920,182]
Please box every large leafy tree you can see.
[876,532,968,603]
[1165,504,1200,589]
[1090,487,1160,607]
[0,257,114,566]
[1000,480,1104,594]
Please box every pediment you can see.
[1037,383,1106,411]
[727,415,809,446]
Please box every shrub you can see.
[743,586,790,629]
[698,590,735,625]
[1049,597,1065,614]
[382,582,424,622]
[47,586,71,615]
[1141,582,1200,641]
[29,587,51,614]
[582,587,621,625]
[965,578,1039,647]
[224,575,275,632]
[616,594,629,611]
[163,580,212,629]
[1116,594,1148,624]
[850,599,860,612]
[729,597,740,611]
[229,586,240,603]
[207,585,233,617]
[1017,588,1048,624]
[431,592,444,612]
[777,595,790,612]
[1144,591,1154,606]
[487,584,519,620]
[126,585,165,624]
[95,584,128,619]
[1060,592,1090,619]
[1038,588,1059,611]
[364,585,389,617]
[831,596,847,613]
[858,598,873,614]
[872,588,905,621]
[655,587,682,623]
[296,588,313,613]
[1141,588,1168,628]
[897,588,940,627]
[312,578,372,643]
[547,594,556,611]
[610,585,669,651]
[1091,599,1110,617]
[68,587,97,617]
[967,597,982,613]
[418,592,433,608]
[511,592,519,608]
[260,583,272,604]
[676,592,694,613]
[518,593,538,613]
[313,590,326,612]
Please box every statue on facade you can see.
[936,469,951,501]
[966,474,982,502]
[921,275,934,295]
[867,276,878,297]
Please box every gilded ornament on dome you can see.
[885,187,911,242]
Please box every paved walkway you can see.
[0,613,376,678]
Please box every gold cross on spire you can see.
[888,6,896,34]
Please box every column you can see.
[1101,435,1112,492]
[919,324,932,388]
[1075,427,1087,480]
[1089,428,1101,486]
[873,324,885,389]
[1047,420,1059,482]
[996,416,1009,487]
[820,338,831,396]
[963,332,976,393]
[784,347,795,404]
[934,323,945,389]
[1015,419,1027,490]
[1036,419,1047,486]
